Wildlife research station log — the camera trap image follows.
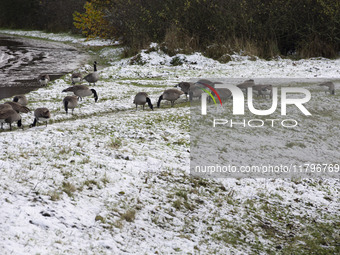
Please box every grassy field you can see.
[0,32,339,254]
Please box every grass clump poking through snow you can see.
[108,137,122,149]
[95,215,106,224]
[120,209,136,222]
[49,190,62,201]
[62,182,77,197]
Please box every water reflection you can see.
[0,34,88,100]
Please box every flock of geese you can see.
[0,60,336,131]
[0,61,100,130]
[174,79,336,101]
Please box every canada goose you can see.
[0,104,13,129]
[237,79,255,96]
[319,82,335,95]
[260,85,273,98]
[63,96,78,114]
[196,79,223,88]
[237,79,255,89]
[215,88,232,100]
[4,102,30,113]
[157,89,184,108]
[71,73,82,84]
[188,85,204,101]
[252,84,273,99]
[84,61,99,86]
[62,85,98,102]
[13,95,28,106]
[133,92,153,110]
[175,82,196,100]
[30,108,51,127]
[0,103,13,111]
[0,109,22,130]
[195,80,223,103]
[38,74,50,86]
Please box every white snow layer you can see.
[0,31,339,254]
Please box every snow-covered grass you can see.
[0,32,339,254]
[190,78,340,180]
[0,29,117,46]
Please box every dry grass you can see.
[299,36,337,58]
[162,25,199,56]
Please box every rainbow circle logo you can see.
[196,81,223,106]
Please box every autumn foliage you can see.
[72,0,340,58]
[73,1,111,38]
[0,0,338,58]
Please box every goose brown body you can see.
[133,92,153,110]
[215,88,232,99]
[236,79,255,90]
[0,109,22,130]
[157,89,184,108]
[4,102,30,113]
[38,74,50,86]
[71,73,82,84]
[84,61,99,85]
[319,82,335,95]
[175,82,195,99]
[63,96,78,114]
[63,85,98,102]
[196,79,222,88]
[31,108,51,127]
[0,104,13,111]
[252,84,273,98]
